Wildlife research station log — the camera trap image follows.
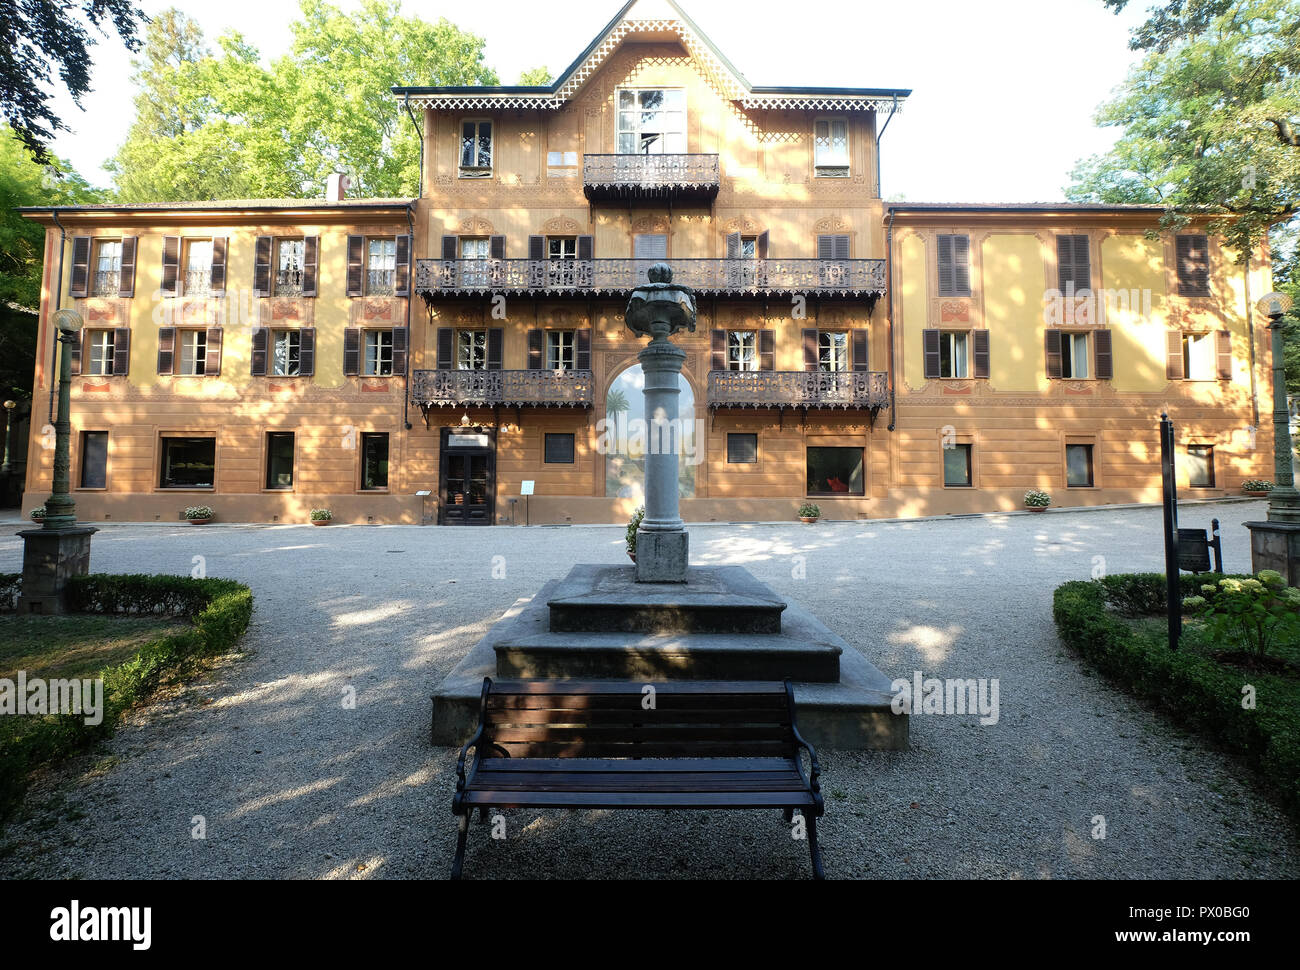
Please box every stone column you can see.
[1246,293,1300,579]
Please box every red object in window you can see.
[827,476,849,492]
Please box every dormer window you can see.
[460,120,493,177]
[814,119,849,177]
[617,89,686,154]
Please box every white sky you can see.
[47,0,1149,201]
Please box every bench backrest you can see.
[480,679,797,760]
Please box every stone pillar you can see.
[1247,295,1300,578]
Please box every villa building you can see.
[18,0,1276,525]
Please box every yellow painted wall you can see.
[901,233,926,388]
[982,233,1046,393]
[1101,233,1168,393]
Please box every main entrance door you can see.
[440,428,495,525]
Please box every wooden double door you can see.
[439,428,496,525]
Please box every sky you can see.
[46,0,1150,202]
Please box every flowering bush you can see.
[1024,489,1051,508]
[310,508,333,521]
[184,506,214,520]
[28,507,45,520]
[1242,480,1274,492]
[797,503,821,519]
[1185,570,1300,658]
[625,506,645,556]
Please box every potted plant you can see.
[185,505,215,524]
[310,508,333,526]
[1024,489,1051,512]
[1242,479,1274,498]
[28,506,45,522]
[798,503,821,524]
[625,505,645,562]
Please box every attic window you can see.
[460,120,493,177]
[814,119,849,177]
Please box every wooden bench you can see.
[449,678,825,879]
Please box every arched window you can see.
[602,363,697,500]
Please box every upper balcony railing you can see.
[410,368,594,409]
[707,370,889,412]
[415,258,887,298]
[583,153,720,202]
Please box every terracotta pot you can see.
[800,516,819,523]
[1026,506,1047,513]
[1244,490,1270,497]
[311,519,331,526]
[627,550,636,562]
[188,517,212,525]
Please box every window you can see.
[178,330,207,376]
[457,329,488,371]
[937,234,971,297]
[460,237,491,287]
[365,330,394,376]
[1057,235,1090,292]
[819,331,849,372]
[617,89,686,154]
[943,443,973,487]
[544,433,575,464]
[86,330,115,376]
[92,240,122,297]
[265,432,294,489]
[1183,332,1216,380]
[814,119,849,176]
[460,120,493,175]
[1176,234,1210,297]
[1061,331,1090,379]
[727,433,758,464]
[276,239,305,296]
[1066,444,1094,487]
[159,436,215,489]
[547,237,579,287]
[546,330,575,370]
[367,238,396,295]
[272,330,301,377]
[634,233,668,261]
[807,447,864,495]
[361,433,389,489]
[80,431,108,488]
[184,239,213,297]
[728,331,758,371]
[939,332,969,379]
[1187,444,1215,488]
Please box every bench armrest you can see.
[791,722,822,795]
[452,677,493,814]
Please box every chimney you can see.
[326,173,351,202]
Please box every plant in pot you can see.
[28,506,45,522]
[625,505,645,562]
[310,508,333,526]
[185,505,215,524]
[798,502,821,524]
[1023,489,1051,513]
[1242,479,1274,498]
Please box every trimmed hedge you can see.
[0,573,253,824]
[1054,573,1300,824]
[0,573,19,613]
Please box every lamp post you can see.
[1,399,15,476]
[43,308,83,529]
[1260,291,1299,522]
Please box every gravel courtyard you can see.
[2,501,1296,880]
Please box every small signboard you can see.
[448,433,491,449]
[521,480,535,496]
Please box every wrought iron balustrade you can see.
[707,369,889,411]
[410,368,594,408]
[583,154,720,200]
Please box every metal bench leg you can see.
[478,806,489,824]
[783,808,794,824]
[806,812,825,881]
[450,813,470,880]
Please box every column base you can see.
[635,529,689,583]
[15,526,98,615]
[1244,520,1300,586]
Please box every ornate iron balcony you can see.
[410,369,594,408]
[583,153,720,201]
[415,258,886,297]
[707,370,889,411]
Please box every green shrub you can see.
[797,503,821,518]
[625,506,645,556]
[1024,489,1051,508]
[0,573,19,613]
[1187,571,1300,659]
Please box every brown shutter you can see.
[394,234,410,296]
[68,331,82,376]
[803,329,819,371]
[118,236,137,298]
[756,230,769,260]
[487,327,504,369]
[527,329,544,369]
[391,326,408,376]
[576,328,591,370]
[528,235,545,260]
[972,329,990,379]
[923,329,941,380]
[1216,330,1232,380]
[205,327,223,376]
[1094,329,1113,380]
[1057,234,1090,292]
[489,235,506,260]
[254,236,273,296]
[1166,330,1185,380]
[1177,235,1210,296]
[577,235,594,260]
[1045,328,1063,379]
[112,327,130,376]
[711,329,726,371]
[301,236,319,297]
[69,237,91,298]
[157,327,176,375]
[937,235,954,295]
[852,330,869,371]
[161,236,181,297]
[299,328,316,377]
[1056,234,1073,292]
[952,235,970,295]
[759,329,775,370]
[436,327,453,369]
[210,237,227,294]
[251,327,269,376]
[343,327,361,376]
[346,235,365,297]
[441,235,458,260]
[726,231,741,258]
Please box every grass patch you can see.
[0,613,191,683]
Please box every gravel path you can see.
[1,501,1295,880]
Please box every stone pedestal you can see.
[634,530,689,584]
[16,526,97,614]
[1245,520,1300,585]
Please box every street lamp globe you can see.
[1257,291,1294,321]
[52,308,83,334]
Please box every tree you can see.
[518,67,552,85]
[1,0,146,163]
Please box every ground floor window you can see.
[943,443,972,487]
[544,433,575,464]
[265,432,295,489]
[160,436,215,488]
[361,432,389,489]
[727,433,757,464]
[1066,443,1094,487]
[807,447,863,495]
[80,431,108,488]
[1186,444,1215,488]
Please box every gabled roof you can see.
[392,0,909,113]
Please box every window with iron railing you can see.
[617,89,686,154]
[458,329,488,370]
[819,331,849,372]
[547,237,579,287]
[368,238,396,295]
[185,239,213,297]
[276,239,306,296]
[727,331,758,371]
[546,330,575,370]
[92,240,122,297]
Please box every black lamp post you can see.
[0,399,15,476]
[43,308,84,529]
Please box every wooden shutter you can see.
[1057,234,1089,292]
[161,236,181,297]
[759,329,775,370]
[1177,235,1209,296]
[157,327,176,375]
[441,235,458,260]
[952,235,970,295]
[528,235,545,261]
[301,236,319,297]
[852,330,869,371]
[254,236,273,296]
[711,330,726,371]
[299,328,316,377]
[69,237,91,298]
[726,231,741,258]
[577,235,594,260]
[118,236,137,297]
[68,331,82,376]
[343,327,361,376]
[937,235,954,295]
[817,234,848,260]
[972,329,990,379]
[436,327,453,369]
[1044,329,1063,379]
[391,326,408,376]
[210,237,228,294]
[1094,329,1113,380]
[803,329,819,371]
[1216,330,1232,380]
[251,327,269,376]
[527,329,544,369]
[756,230,769,260]
[205,327,223,376]
[487,327,504,370]
[346,235,365,297]
[923,329,941,380]
[489,235,506,260]
[1166,330,1185,380]
[576,328,591,370]
[112,328,131,376]
[395,234,411,296]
